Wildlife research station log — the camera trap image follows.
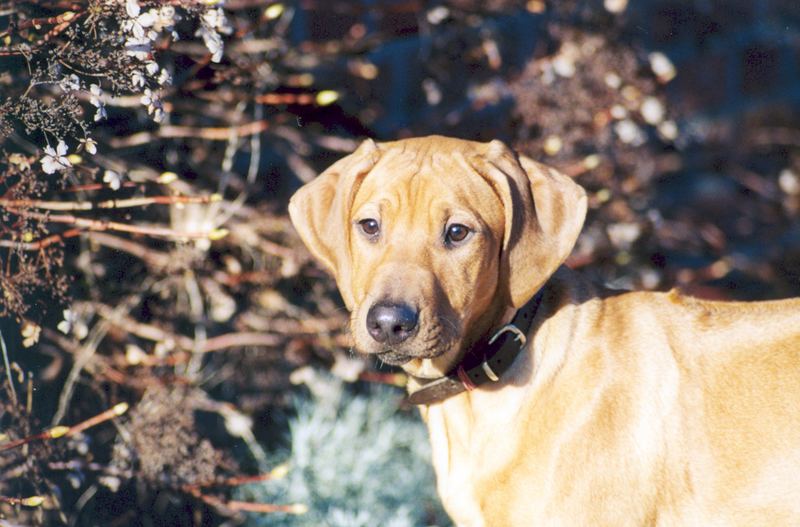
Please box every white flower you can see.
[41,140,71,174]
[103,169,122,190]
[648,52,676,83]
[80,136,97,155]
[60,74,80,92]
[150,5,176,32]
[141,87,156,107]
[125,0,140,18]
[145,60,159,75]
[124,0,156,40]
[58,309,76,334]
[604,0,628,13]
[640,96,665,125]
[196,24,224,62]
[57,308,88,339]
[125,35,153,60]
[614,119,645,146]
[196,7,232,63]
[779,169,800,196]
[141,88,165,121]
[89,84,107,121]
[131,69,146,87]
[21,321,41,348]
[157,67,171,86]
[657,120,678,141]
[202,8,232,34]
[604,72,622,89]
[94,106,107,122]
[427,6,449,24]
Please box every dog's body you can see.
[289,136,800,526]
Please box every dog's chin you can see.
[375,350,414,366]
[394,346,463,379]
[369,346,455,377]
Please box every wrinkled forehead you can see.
[351,146,503,223]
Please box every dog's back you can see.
[503,280,800,526]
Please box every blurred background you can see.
[0,0,798,525]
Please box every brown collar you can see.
[405,288,545,406]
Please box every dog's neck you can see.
[404,288,545,406]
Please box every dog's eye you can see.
[445,223,471,245]
[358,218,380,237]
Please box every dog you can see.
[289,136,800,526]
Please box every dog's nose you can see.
[366,302,419,345]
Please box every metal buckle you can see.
[488,324,527,347]
[480,360,500,382]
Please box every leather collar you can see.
[405,288,545,406]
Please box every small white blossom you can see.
[80,136,97,155]
[103,170,122,190]
[640,96,665,125]
[141,87,156,107]
[125,0,140,18]
[125,36,153,60]
[150,5,176,32]
[196,7,232,63]
[145,60,159,75]
[124,0,156,40]
[779,169,800,196]
[131,69,146,88]
[41,140,71,174]
[197,25,224,62]
[141,88,165,121]
[604,0,628,13]
[89,84,107,121]
[614,119,645,146]
[648,52,676,83]
[657,120,678,141]
[58,309,76,334]
[427,6,449,24]
[60,74,80,92]
[606,222,642,250]
[552,55,576,78]
[202,8,233,34]
[604,72,622,89]
[21,321,41,348]
[157,67,172,86]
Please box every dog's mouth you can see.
[373,343,454,368]
[375,349,414,366]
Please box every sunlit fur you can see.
[290,136,800,527]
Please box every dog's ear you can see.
[288,138,380,309]
[478,140,587,307]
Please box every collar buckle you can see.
[488,323,527,347]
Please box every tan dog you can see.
[289,136,800,526]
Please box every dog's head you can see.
[289,136,586,378]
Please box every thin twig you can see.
[0,402,128,452]
[0,229,82,250]
[86,232,172,268]
[186,464,289,490]
[110,120,270,148]
[184,487,307,515]
[7,207,226,240]
[0,330,17,406]
[0,194,221,211]
[65,402,129,436]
